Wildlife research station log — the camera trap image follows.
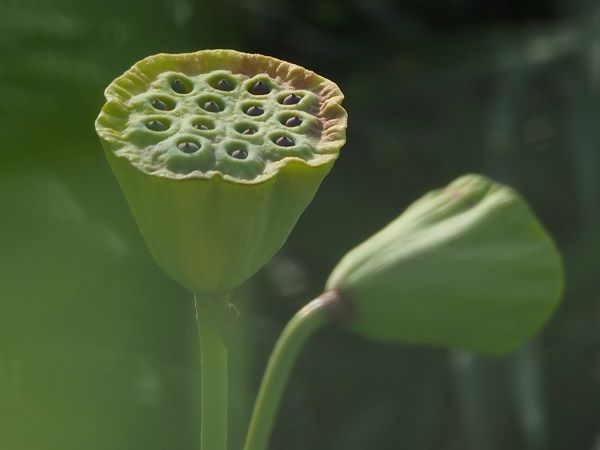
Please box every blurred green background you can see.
[0,0,598,449]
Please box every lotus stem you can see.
[243,291,346,450]
[195,294,230,450]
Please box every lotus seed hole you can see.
[171,78,192,94]
[244,104,264,117]
[225,141,250,159]
[273,135,295,147]
[198,95,225,113]
[248,80,271,95]
[177,141,201,154]
[146,119,170,132]
[203,101,221,112]
[207,73,237,92]
[283,116,303,127]
[234,122,259,135]
[215,79,234,91]
[230,148,248,159]
[151,97,175,111]
[193,118,215,131]
[280,93,302,105]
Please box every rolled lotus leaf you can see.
[96,50,346,294]
[326,174,563,355]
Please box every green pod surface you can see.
[326,174,564,355]
[96,50,346,294]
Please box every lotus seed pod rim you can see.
[95,49,346,185]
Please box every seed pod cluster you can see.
[95,50,346,294]
[97,51,346,182]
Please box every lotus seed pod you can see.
[96,50,346,294]
[326,174,564,355]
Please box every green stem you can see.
[243,291,343,450]
[195,294,230,450]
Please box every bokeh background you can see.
[1,0,599,449]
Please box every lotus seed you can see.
[230,148,248,159]
[249,81,270,95]
[203,101,222,112]
[215,79,233,91]
[171,79,190,94]
[285,116,302,127]
[177,141,200,153]
[242,128,257,135]
[152,99,170,110]
[282,94,301,105]
[274,135,294,147]
[245,105,264,116]
[147,120,167,131]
